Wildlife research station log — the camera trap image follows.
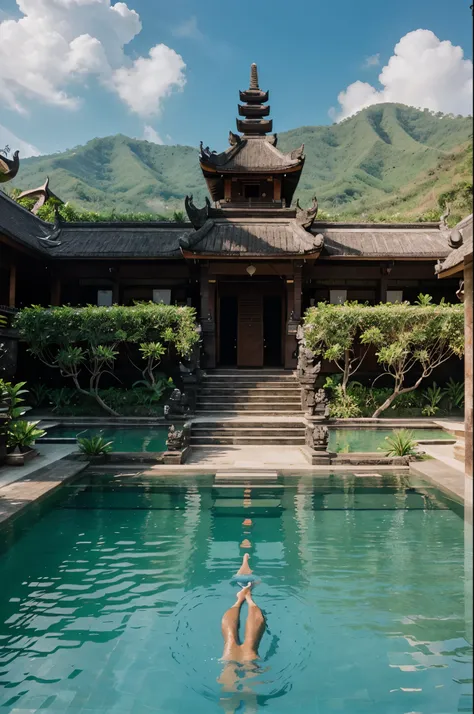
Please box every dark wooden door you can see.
[237,291,263,366]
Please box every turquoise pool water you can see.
[42,426,170,452]
[329,428,454,453]
[43,426,454,453]
[0,473,471,713]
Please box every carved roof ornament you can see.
[184,194,211,229]
[228,131,242,147]
[448,228,463,249]
[37,206,62,247]
[0,147,20,183]
[18,176,63,214]
[249,62,259,90]
[290,144,305,161]
[296,196,319,229]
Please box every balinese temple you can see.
[0,64,460,370]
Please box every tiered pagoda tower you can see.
[198,63,305,208]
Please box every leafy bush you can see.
[381,429,418,457]
[7,420,45,450]
[15,303,198,416]
[77,435,113,456]
[304,297,464,417]
[421,382,443,416]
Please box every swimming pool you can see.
[41,426,170,452]
[329,428,455,453]
[41,425,454,453]
[0,473,471,713]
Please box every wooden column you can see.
[8,264,16,308]
[293,263,303,320]
[199,263,216,368]
[50,276,61,306]
[284,275,297,369]
[274,178,281,202]
[379,275,388,303]
[224,179,232,202]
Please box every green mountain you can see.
[8,103,473,219]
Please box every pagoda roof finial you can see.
[249,63,259,90]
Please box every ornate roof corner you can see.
[185,195,211,229]
[18,176,63,214]
[290,144,305,161]
[37,206,62,247]
[199,142,217,161]
[313,232,324,250]
[296,196,318,229]
[267,133,278,147]
[0,148,20,183]
[228,131,242,147]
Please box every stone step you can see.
[197,402,301,410]
[202,375,298,383]
[191,420,304,428]
[197,395,300,404]
[196,409,302,416]
[192,427,305,437]
[200,386,299,394]
[190,436,306,445]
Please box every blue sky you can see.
[0,0,472,157]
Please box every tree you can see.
[14,303,199,416]
[360,297,464,417]
[303,302,370,395]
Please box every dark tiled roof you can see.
[180,217,323,257]
[49,223,189,258]
[0,190,52,255]
[201,138,303,172]
[436,214,473,276]
[315,223,450,259]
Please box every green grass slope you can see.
[7,103,473,219]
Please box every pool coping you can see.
[0,457,88,529]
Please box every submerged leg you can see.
[241,589,265,660]
[236,553,253,576]
[221,588,247,659]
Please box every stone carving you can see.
[305,423,329,451]
[296,325,329,417]
[0,147,19,183]
[166,423,190,451]
[228,131,242,146]
[164,388,190,418]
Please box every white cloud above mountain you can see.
[0,0,186,117]
[143,125,164,145]
[0,123,41,157]
[331,30,473,121]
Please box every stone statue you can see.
[164,388,190,418]
[166,423,190,451]
[305,423,329,451]
[296,325,328,417]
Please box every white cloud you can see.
[363,53,380,68]
[143,125,163,145]
[112,44,186,116]
[0,123,41,158]
[331,30,473,122]
[0,0,186,117]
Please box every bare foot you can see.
[236,583,253,603]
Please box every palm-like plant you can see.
[77,435,113,456]
[381,429,418,457]
[421,382,443,416]
[7,420,46,451]
[442,377,464,411]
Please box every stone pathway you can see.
[185,445,309,467]
[0,443,77,489]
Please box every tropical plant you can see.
[48,387,76,411]
[360,296,464,417]
[442,377,464,411]
[421,382,443,416]
[304,302,370,395]
[325,382,362,418]
[77,435,113,456]
[0,381,31,420]
[381,429,418,457]
[7,420,46,450]
[14,303,199,416]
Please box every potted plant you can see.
[6,420,46,466]
[77,435,113,463]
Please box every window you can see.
[244,184,260,199]
[153,289,171,305]
[387,290,403,303]
[329,289,347,305]
[97,290,113,306]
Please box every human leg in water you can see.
[221,583,265,662]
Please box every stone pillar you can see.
[50,276,61,306]
[464,253,473,481]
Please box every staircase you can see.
[190,369,305,448]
